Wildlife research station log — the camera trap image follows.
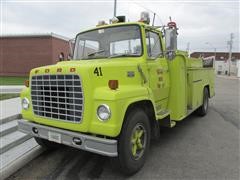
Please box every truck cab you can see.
[19,13,215,175]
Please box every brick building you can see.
[191,52,240,76]
[0,33,70,76]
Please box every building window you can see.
[59,52,65,61]
[231,60,236,65]
[218,65,222,71]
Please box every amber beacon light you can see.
[108,80,118,90]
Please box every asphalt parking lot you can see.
[8,76,239,180]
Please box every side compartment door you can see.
[145,30,170,111]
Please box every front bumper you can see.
[18,119,118,157]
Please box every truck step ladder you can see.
[156,110,176,128]
[156,109,170,119]
[170,121,176,128]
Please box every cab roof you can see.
[78,22,160,35]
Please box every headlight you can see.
[22,98,29,110]
[97,104,111,121]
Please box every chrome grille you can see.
[31,74,83,123]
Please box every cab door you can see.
[145,30,170,111]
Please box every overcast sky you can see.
[1,0,239,52]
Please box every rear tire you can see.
[116,108,151,175]
[34,137,61,149]
[196,87,209,116]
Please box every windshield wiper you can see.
[150,52,164,60]
[88,49,105,57]
[108,53,140,58]
[80,56,108,60]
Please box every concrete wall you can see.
[215,60,239,75]
[237,61,240,77]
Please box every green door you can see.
[145,30,170,112]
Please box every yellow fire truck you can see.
[19,13,215,174]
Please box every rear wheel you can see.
[116,108,151,175]
[34,137,61,149]
[196,87,209,116]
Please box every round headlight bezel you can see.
[22,97,30,110]
[97,104,111,121]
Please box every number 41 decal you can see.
[94,67,103,76]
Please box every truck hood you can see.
[30,58,143,88]
[24,57,147,136]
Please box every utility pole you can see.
[186,42,190,57]
[205,42,216,60]
[228,33,234,76]
[114,0,117,17]
[205,41,216,69]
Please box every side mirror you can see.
[68,38,75,60]
[165,28,177,60]
[165,28,177,52]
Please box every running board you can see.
[156,109,170,119]
[156,110,176,128]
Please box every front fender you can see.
[90,85,155,137]
[93,85,149,101]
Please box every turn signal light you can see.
[24,80,29,87]
[108,80,118,90]
[70,68,76,72]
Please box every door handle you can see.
[137,65,147,84]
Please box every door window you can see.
[145,30,162,58]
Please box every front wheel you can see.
[116,108,151,175]
[196,87,209,116]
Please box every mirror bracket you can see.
[165,51,176,60]
[68,38,75,60]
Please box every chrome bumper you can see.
[18,119,118,157]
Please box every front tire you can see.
[196,87,209,116]
[116,108,151,175]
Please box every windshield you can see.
[73,25,142,60]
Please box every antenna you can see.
[152,13,156,26]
